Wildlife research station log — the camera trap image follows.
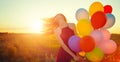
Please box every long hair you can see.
[43,13,67,34]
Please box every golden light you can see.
[30,20,44,33]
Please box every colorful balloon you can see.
[75,8,89,20]
[104,5,112,13]
[78,51,86,57]
[79,36,95,52]
[98,40,117,54]
[77,19,93,36]
[100,29,110,40]
[91,11,107,29]
[90,30,104,46]
[102,14,115,29]
[89,2,104,16]
[68,35,81,53]
[86,47,104,62]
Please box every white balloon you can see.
[75,8,89,21]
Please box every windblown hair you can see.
[43,13,67,34]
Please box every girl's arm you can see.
[54,28,78,61]
[68,23,86,61]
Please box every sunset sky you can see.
[0,0,120,34]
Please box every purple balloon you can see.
[68,35,81,53]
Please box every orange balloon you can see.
[80,36,95,52]
[89,2,104,16]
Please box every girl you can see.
[45,13,85,62]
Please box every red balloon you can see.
[104,5,112,13]
[79,36,95,52]
[91,11,107,30]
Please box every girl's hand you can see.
[77,56,86,62]
[76,53,87,62]
[73,55,80,61]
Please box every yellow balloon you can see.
[79,51,86,57]
[89,2,104,16]
[77,19,93,37]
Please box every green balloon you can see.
[86,47,104,62]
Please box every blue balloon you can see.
[75,8,89,21]
[102,13,115,29]
[68,35,81,53]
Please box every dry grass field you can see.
[0,33,120,62]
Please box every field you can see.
[0,33,120,62]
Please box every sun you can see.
[30,20,44,33]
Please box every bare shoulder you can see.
[68,23,75,26]
[68,23,76,29]
[68,23,77,35]
[54,27,61,35]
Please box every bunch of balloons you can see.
[68,1,117,62]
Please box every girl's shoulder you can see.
[68,23,75,26]
[68,23,76,29]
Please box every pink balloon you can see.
[100,29,110,40]
[91,30,104,46]
[98,40,117,54]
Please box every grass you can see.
[0,33,120,62]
